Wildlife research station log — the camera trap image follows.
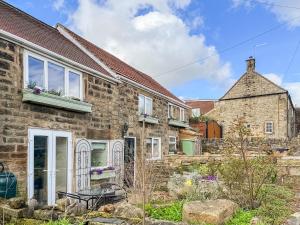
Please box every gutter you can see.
[0,29,119,84]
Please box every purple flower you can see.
[90,167,115,175]
[33,86,42,95]
[202,175,217,181]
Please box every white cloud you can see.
[264,73,300,106]
[66,0,231,87]
[264,73,283,85]
[232,0,300,28]
[53,0,64,11]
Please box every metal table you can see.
[57,187,115,210]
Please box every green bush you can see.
[145,201,183,221]
[257,184,294,225]
[225,210,256,225]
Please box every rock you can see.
[28,198,39,210]
[33,209,58,221]
[286,212,300,225]
[114,203,143,219]
[88,217,129,225]
[182,199,238,225]
[250,217,262,225]
[145,218,188,225]
[8,197,26,209]
[56,198,70,212]
[98,204,116,213]
[65,202,87,216]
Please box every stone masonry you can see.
[0,38,184,197]
[207,57,296,139]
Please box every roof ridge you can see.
[0,0,58,32]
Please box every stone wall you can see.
[0,38,183,197]
[208,93,289,139]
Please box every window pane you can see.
[146,138,152,159]
[28,56,44,88]
[145,98,152,115]
[69,72,80,98]
[139,95,145,115]
[48,62,65,94]
[192,108,200,117]
[152,139,160,158]
[91,143,108,167]
[169,144,176,153]
[56,137,68,196]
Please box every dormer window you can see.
[24,51,82,100]
[139,94,153,116]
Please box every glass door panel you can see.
[55,137,68,196]
[33,136,48,206]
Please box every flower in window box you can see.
[33,86,42,95]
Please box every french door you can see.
[28,129,73,206]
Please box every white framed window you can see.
[139,94,153,116]
[146,137,161,160]
[192,108,201,117]
[265,121,273,134]
[180,108,185,122]
[24,51,83,100]
[169,136,176,154]
[90,140,109,169]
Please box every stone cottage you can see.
[0,1,189,206]
[207,57,296,139]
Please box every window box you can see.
[22,89,92,113]
[168,119,189,128]
[90,169,116,180]
[139,115,159,124]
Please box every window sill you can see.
[22,89,92,113]
[139,115,159,124]
[168,119,189,128]
[90,170,116,180]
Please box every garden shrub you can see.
[225,209,256,225]
[145,201,183,221]
[257,184,294,225]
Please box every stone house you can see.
[207,57,296,139]
[0,1,189,206]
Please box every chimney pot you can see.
[246,56,255,72]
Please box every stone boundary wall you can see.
[157,154,300,192]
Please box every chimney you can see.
[246,56,255,72]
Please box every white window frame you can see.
[89,140,110,169]
[169,136,176,154]
[139,94,153,116]
[192,108,201,117]
[146,137,161,160]
[24,50,83,100]
[265,121,274,134]
[180,108,185,122]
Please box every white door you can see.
[28,129,72,206]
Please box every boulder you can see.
[250,217,263,225]
[65,202,87,216]
[182,199,238,225]
[98,204,116,213]
[145,218,188,225]
[56,198,70,212]
[33,209,58,221]
[28,198,39,210]
[8,197,26,209]
[286,212,300,225]
[113,203,143,219]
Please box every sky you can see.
[6,0,300,106]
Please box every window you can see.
[168,103,186,121]
[169,136,176,154]
[265,121,273,134]
[139,94,153,115]
[25,51,82,99]
[91,141,109,168]
[48,62,65,95]
[192,108,201,117]
[146,137,161,160]
[180,108,185,122]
